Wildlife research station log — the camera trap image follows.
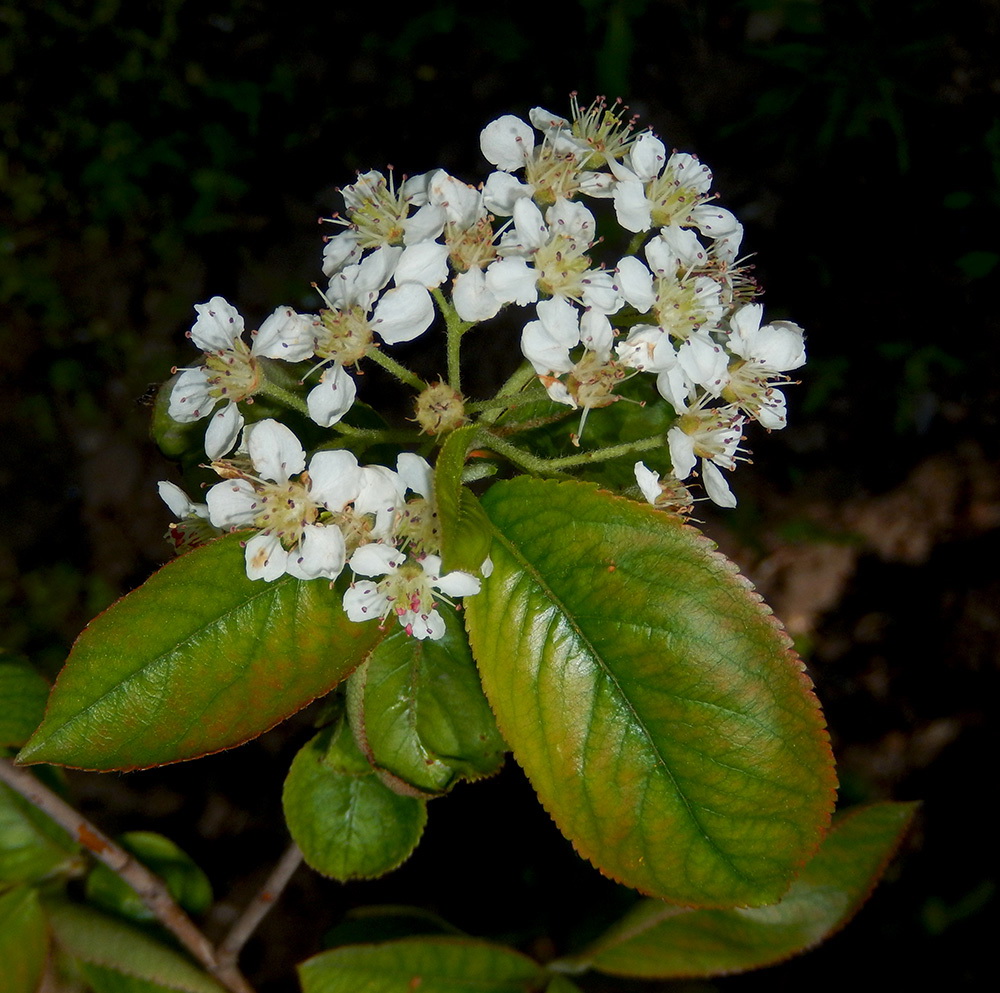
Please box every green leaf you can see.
[0,779,79,884]
[0,659,50,748]
[0,887,48,993]
[298,937,543,993]
[282,723,427,880]
[45,900,225,993]
[79,963,206,993]
[435,425,493,574]
[86,831,212,924]
[544,977,584,993]
[347,602,506,795]
[19,534,386,771]
[577,801,918,977]
[465,477,837,908]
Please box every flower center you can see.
[533,234,592,300]
[203,338,259,402]
[653,274,722,340]
[447,215,497,273]
[395,497,441,558]
[567,351,627,410]
[251,477,320,549]
[524,145,585,206]
[315,305,374,365]
[345,173,409,249]
[646,174,707,229]
[569,94,636,169]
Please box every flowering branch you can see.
[0,758,255,993]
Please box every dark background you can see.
[1,1,996,989]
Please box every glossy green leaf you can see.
[298,937,543,993]
[577,801,918,977]
[19,534,386,771]
[0,660,50,748]
[0,780,79,884]
[347,602,505,795]
[465,477,837,908]
[0,886,48,993]
[283,723,427,880]
[45,900,225,993]
[86,831,212,923]
[435,425,493,574]
[78,963,202,993]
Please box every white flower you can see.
[610,137,740,243]
[487,198,622,313]
[306,362,358,428]
[667,406,745,508]
[157,481,221,553]
[343,546,480,640]
[205,420,358,582]
[718,303,806,429]
[169,297,317,459]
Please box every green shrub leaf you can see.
[85,831,212,923]
[0,886,48,993]
[464,477,837,908]
[435,425,493,574]
[45,900,225,993]
[283,723,427,880]
[0,659,50,748]
[0,779,79,884]
[298,937,543,993]
[576,801,918,977]
[347,602,506,795]
[19,535,385,771]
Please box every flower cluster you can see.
[163,419,481,640]
[159,96,806,637]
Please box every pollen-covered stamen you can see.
[447,215,498,272]
[314,305,374,366]
[200,337,260,402]
[645,161,713,229]
[524,143,586,206]
[248,474,320,550]
[569,93,638,168]
[652,272,723,341]
[342,169,411,249]
[566,351,628,410]
[531,231,594,301]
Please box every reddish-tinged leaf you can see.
[576,801,918,977]
[19,535,384,771]
[465,477,837,908]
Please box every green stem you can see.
[465,384,551,413]
[626,230,648,256]
[255,378,310,418]
[479,428,666,475]
[364,346,427,391]
[477,363,539,426]
[432,287,475,392]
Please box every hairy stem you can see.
[364,345,427,391]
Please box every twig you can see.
[0,758,255,993]
[217,842,303,969]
